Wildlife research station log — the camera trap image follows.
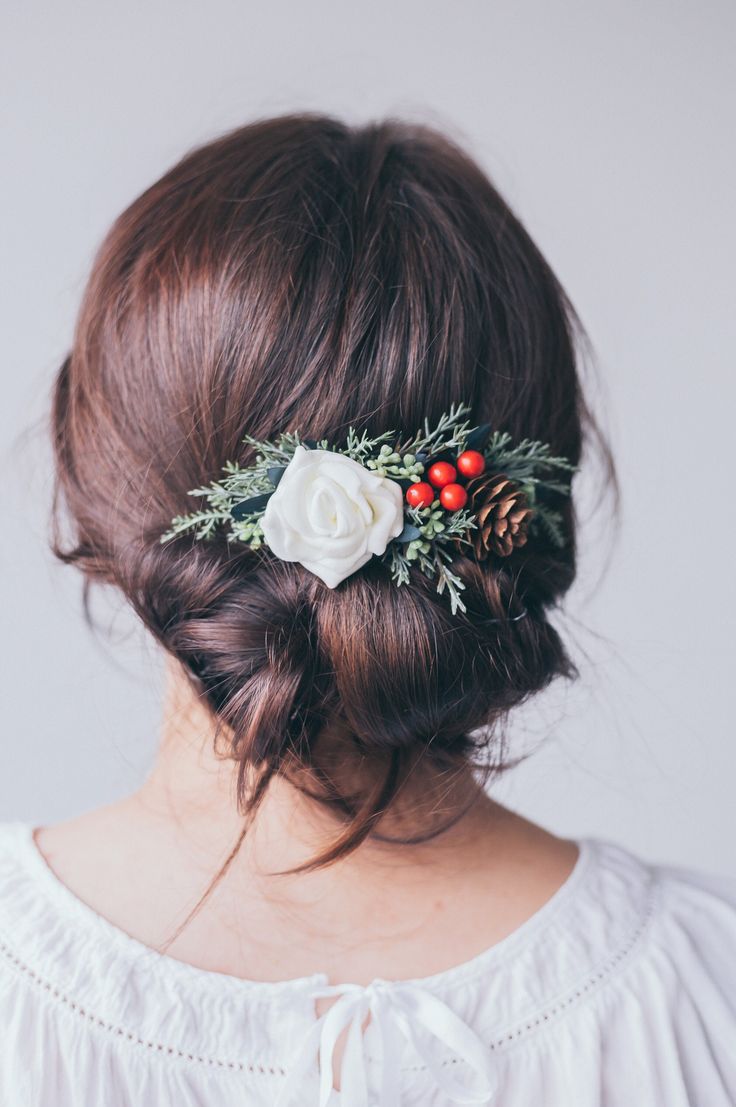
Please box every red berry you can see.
[439,483,468,511]
[427,461,457,488]
[456,449,486,478]
[405,481,435,509]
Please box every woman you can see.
[0,113,733,1106]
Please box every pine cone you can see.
[460,473,533,559]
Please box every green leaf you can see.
[267,466,287,486]
[396,522,422,543]
[231,492,273,520]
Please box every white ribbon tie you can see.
[276,977,498,1107]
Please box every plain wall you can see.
[1,0,734,874]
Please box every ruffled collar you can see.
[0,822,657,1104]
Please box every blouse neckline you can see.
[0,819,657,1072]
[20,820,592,995]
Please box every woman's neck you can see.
[140,657,500,872]
[34,655,580,984]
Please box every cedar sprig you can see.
[478,430,577,550]
[483,430,576,485]
[159,402,575,614]
[395,401,474,460]
[381,496,477,615]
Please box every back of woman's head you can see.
[51,113,606,862]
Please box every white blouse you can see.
[0,819,734,1106]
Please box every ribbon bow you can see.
[275,978,498,1107]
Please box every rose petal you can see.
[260,445,405,586]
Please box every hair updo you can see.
[50,113,612,867]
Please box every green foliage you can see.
[159,402,576,615]
[481,430,576,550]
[396,401,475,458]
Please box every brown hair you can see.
[50,112,613,873]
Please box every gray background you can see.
[2,0,734,875]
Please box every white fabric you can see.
[0,819,734,1106]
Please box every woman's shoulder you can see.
[0,819,39,912]
[581,838,736,1103]
[0,818,734,975]
[1,818,735,982]
[5,821,732,1026]
[0,818,734,1105]
[600,834,736,967]
[454,834,736,1104]
[451,831,736,1028]
[572,834,736,990]
[645,844,736,939]
[627,841,736,1017]
[0,818,35,862]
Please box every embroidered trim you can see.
[392,874,661,1075]
[0,876,660,1076]
[0,938,285,1077]
[491,875,660,1051]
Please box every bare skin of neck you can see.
[34,656,579,986]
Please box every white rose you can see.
[260,445,405,588]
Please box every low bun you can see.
[316,557,574,755]
[108,524,577,859]
[50,112,612,863]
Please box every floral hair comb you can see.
[160,402,576,614]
